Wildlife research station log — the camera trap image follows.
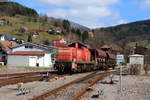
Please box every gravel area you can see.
[81,74,150,100]
[45,82,86,100]
[0,72,90,100]
[45,71,106,100]
[0,66,53,75]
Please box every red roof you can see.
[30,30,39,35]
[54,37,63,41]
[88,32,94,35]
[9,51,46,55]
[110,45,121,51]
[101,45,110,49]
[0,40,17,51]
[54,27,62,31]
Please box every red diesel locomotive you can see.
[54,42,116,73]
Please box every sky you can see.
[12,0,150,28]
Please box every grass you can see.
[0,15,60,44]
[142,73,150,77]
[127,40,150,47]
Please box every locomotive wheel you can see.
[57,68,62,74]
[58,66,65,74]
[87,65,91,72]
[77,66,82,73]
[112,66,115,69]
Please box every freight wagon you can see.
[89,48,107,69]
[106,52,116,69]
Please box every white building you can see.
[7,42,55,67]
[116,54,125,65]
[129,54,144,65]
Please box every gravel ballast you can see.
[45,71,107,100]
[81,75,150,100]
[0,72,90,100]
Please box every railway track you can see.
[0,67,128,100]
[0,71,56,77]
[0,71,57,87]
[0,70,93,87]
[31,69,118,100]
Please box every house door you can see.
[29,56,37,66]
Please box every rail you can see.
[31,69,118,100]
[0,71,56,87]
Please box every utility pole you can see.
[120,64,122,93]
[116,63,123,100]
[116,54,124,93]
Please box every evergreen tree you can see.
[33,18,37,22]
[71,28,76,33]
[27,34,32,42]
[62,20,70,32]
[43,39,50,45]
[76,29,81,37]
[53,21,59,27]
[0,2,38,17]
[61,30,66,35]
[42,14,48,22]
[82,31,89,42]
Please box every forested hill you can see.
[0,2,38,17]
[1,1,150,48]
[93,19,150,47]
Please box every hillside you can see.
[0,15,89,45]
[1,1,150,49]
[0,2,38,17]
[70,21,90,31]
[93,20,150,47]
[2,16,150,49]
[0,16,61,44]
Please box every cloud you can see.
[38,0,123,28]
[140,0,150,8]
[47,7,112,19]
[117,19,128,25]
[39,0,120,7]
[46,7,114,28]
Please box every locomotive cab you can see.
[54,42,92,73]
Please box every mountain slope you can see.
[70,21,90,30]
[0,2,38,17]
[93,19,150,47]
[1,1,150,48]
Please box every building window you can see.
[25,45,33,48]
[25,46,28,48]
[29,46,33,48]
[136,57,138,60]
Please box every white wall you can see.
[12,46,44,52]
[129,55,144,65]
[7,54,53,67]
[38,56,44,67]
[7,55,29,66]
[116,54,125,65]
[44,53,52,67]
[29,56,37,67]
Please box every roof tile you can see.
[9,51,46,55]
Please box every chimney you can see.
[75,42,78,48]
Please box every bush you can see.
[129,64,141,75]
[144,64,149,74]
